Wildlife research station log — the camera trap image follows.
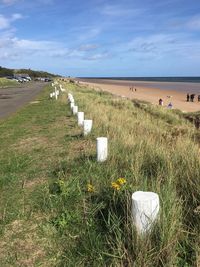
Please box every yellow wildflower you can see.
[111,182,121,191]
[87,184,95,193]
[117,178,126,185]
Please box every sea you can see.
[79,77,200,94]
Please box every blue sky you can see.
[0,0,200,77]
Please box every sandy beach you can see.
[78,79,200,113]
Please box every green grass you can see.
[0,81,199,266]
[0,78,18,88]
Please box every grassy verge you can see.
[0,82,199,266]
[0,78,18,88]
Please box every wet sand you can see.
[78,78,200,113]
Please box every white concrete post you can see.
[70,97,74,104]
[77,112,84,126]
[68,94,74,103]
[70,102,75,109]
[83,120,93,136]
[54,87,57,100]
[132,191,160,234]
[96,137,108,162]
[72,105,78,115]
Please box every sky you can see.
[0,0,200,77]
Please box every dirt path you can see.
[0,82,48,119]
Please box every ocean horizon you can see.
[78,77,200,93]
[78,76,200,83]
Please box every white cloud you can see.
[11,13,23,20]
[187,16,200,30]
[38,0,54,4]
[0,29,109,63]
[50,50,69,57]
[0,13,23,30]
[122,33,200,61]
[127,34,177,55]
[13,38,57,50]
[84,52,110,61]
[101,4,141,17]
[170,15,200,31]
[78,44,98,51]
[0,34,62,60]
[1,0,19,5]
[0,15,9,29]
[0,51,19,60]
[78,27,101,41]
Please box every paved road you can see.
[0,82,48,120]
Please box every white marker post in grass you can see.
[70,102,75,110]
[77,112,84,126]
[132,191,160,234]
[83,120,93,136]
[54,87,57,100]
[68,93,72,98]
[70,97,74,104]
[68,93,74,103]
[55,89,60,98]
[96,137,108,162]
[72,105,78,115]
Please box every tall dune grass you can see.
[50,82,199,266]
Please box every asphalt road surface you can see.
[0,82,48,120]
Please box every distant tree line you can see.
[0,66,58,78]
[0,66,13,77]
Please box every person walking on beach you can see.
[187,94,190,102]
[198,95,200,102]
[168,102,173,109]
[159,98,163,106]
[190,94,195,102]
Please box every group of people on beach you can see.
[186,94,200,102]
[159,98,173,109]
[129,86,137,92]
